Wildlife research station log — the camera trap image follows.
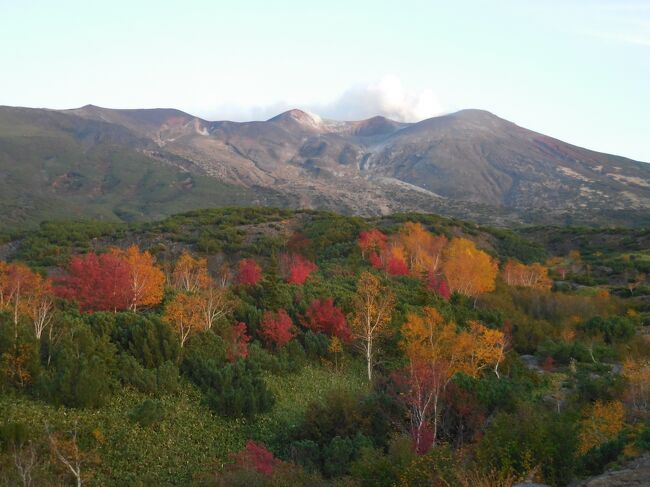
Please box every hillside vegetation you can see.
[1,208,649,486]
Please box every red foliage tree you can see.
[55,252,131,312]
[260,309,295,348]
[368,252,383,269]
[230,440,281,476]
[281,254,317,285]
[392,360,445,454]
[358,229,388,258]
[386,254,409,276]
[427,273,451,301]
[302,298,352,342]
[237,258,262,286]
[227,322,251,362]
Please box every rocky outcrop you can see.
[572,456,650,486]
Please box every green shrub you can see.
[579,316,636,344]
[118,355,180,395]
[38,325,117,408]
[183,357,274,418]
[129,399,166,427]
[109,313,180,367]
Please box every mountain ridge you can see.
[1,104,649,228]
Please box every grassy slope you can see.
[1,364,367,486]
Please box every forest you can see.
[1,207,649,486]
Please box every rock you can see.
[572,455,650,486]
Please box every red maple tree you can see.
[386,254,409,276]
[303,298,352,342]
[227,322,251,362]
[281,253,317,285]
[55,252,131,312]
[260,309,295,348]
[230,440,281,476]
[237,258,262,285]
[368,252,383,269]
[358,229,388,258]
[427,273,451,300]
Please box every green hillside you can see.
[0,108,291,229]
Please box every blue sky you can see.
[1,0,649,161]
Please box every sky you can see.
[1,0,649,161]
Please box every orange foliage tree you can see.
[1,262,55,346]
[350,272,395,381]
[0,262,40,328]
[441,238,498,298]
[163,293,203,347]
[578,400,625,454]
[111,245,165,311]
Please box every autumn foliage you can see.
[399,307,505,448]
[350,272,395,381]
[360,225,498,299]
[302,298,352,342]
[55,252,131,312]
[163,292,204,347]
[427,274,451,300]
[260,309,295,348]
[357,229,388,258]
[501,259,552,290]
[227,322,251,362]
[230,440,281,476]
[55,246,164,312]
[280,253,317,285]
[237,258,262,286]
[1,262,54,336]
[441,238,498,297]
[172,252,211,292]
[578,400,625,454]
[111,245,165,311]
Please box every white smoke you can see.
[316,76,445,122]
[205,76,445,123]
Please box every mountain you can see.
[1,104,649,228]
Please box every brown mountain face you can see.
[2,104,649,227]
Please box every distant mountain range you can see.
[1,104,649,228]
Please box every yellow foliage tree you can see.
[350,272,395,381]
[172,252,212,292]
[397,222,448,276]
[501,259,552,290]
[400,307,505,445]
[622,358,650,414]
[197,286,235,331]
[442,238,498,298]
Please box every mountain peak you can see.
[268,109,322,127]
[352,115,405,136]
[448,109,507,124]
